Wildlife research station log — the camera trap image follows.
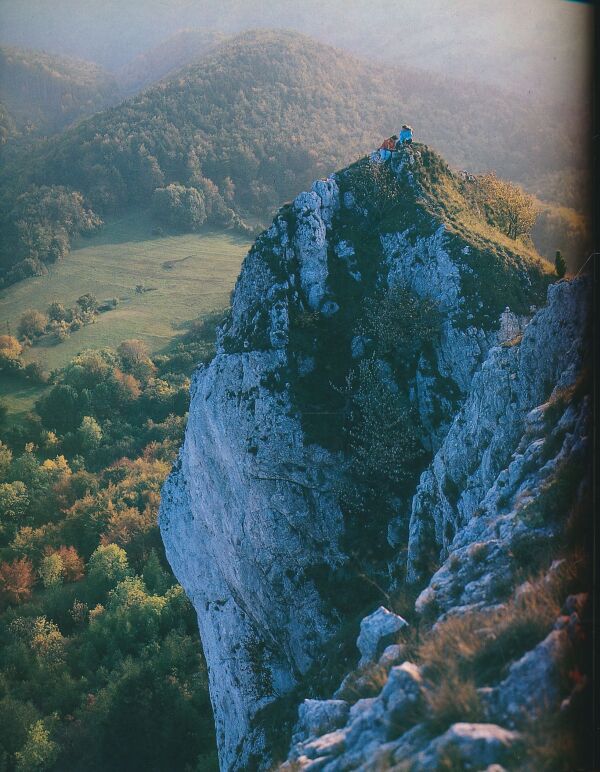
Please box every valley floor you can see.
[0,214,250,373]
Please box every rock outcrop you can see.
[160,144,590,770]
[406,275,589,586]
[356,607,408,668]
[281,276,589,770]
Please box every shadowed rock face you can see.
[279,276,589,771]
[406,276,590,586]
[159,145,569,770]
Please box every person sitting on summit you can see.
[398,125,413,146]
[378,134,398,162]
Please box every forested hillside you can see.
[0,47,120,138]
[0,103,18,146]
[0,30,588,287]
[0,317,224,771]
[117,29,225,96]
[0,0,590,109]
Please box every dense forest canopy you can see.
[0,316,225,771]
[0,31,588,286]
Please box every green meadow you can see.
[0,214,251,421]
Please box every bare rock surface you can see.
[356,607,408,667]
[413,723,523,770]
[294,700,350,744]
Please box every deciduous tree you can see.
[476,172,537,240]
[0,335,22,361]
[18,310,47,339]
[0,557,35,607]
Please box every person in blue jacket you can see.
[397,125,413,147]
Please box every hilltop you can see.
[0,30,586,287]
[117,29,225,95]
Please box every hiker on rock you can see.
[397,125,413,147]
[378,134,397,162]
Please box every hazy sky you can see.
[0,0,593,105]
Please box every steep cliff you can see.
[283,275,590,771]
[159,144,589,770]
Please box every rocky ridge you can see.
[159,144,590,770]
[283,274,590,771]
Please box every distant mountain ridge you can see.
[0,0,590,109]
[0,46,121,137]
[116,29,226,95]
[0,30,589,284]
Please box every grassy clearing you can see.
[0,374,46,425]
[0,214,250,374]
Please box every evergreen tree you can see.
[555,250,567,278]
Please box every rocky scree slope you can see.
[159,145,588,770]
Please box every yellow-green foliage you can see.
[0,317,225,770]
[14,719,59,772]
[468,172,538,240]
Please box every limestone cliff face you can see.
[282,275,590,771]
[159,145,586,770]
[406,276,590,585]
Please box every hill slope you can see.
[2,30,581,207]
[0,30,585,285]
[0,46,121,137]
[0,0,590,109]
[117,29,225,95]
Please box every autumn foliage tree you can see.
[39,546,85,586]
[0,335,22,361]
[118,339,156,382]
[0,321,221,769]
[56,546,85,582]
[18,309,48,339]
[39,552,65,588]
[475,172,538,240]
[0,557,35,607]
[0,335,23,376]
